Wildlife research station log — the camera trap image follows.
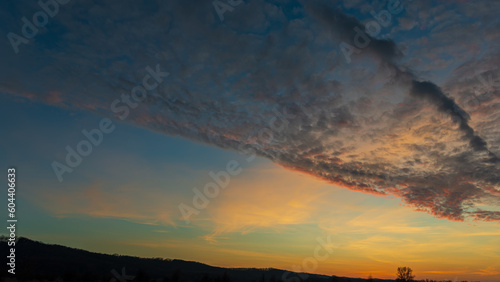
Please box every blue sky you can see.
[1,0,500,280]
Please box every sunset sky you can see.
[1,0,500,281]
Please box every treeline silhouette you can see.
[0,237,477,282]
[0,237,372,282]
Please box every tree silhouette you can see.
[367,274,374,282]
[396,267,415,282]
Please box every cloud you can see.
[1,0,500,222]
[305,0,496,159]
[471,267,500,276]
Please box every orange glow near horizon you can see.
[28,162,500,282]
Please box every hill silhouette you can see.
[0,237,393,282]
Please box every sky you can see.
[1,0,500,281]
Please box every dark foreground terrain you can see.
[0,237,394,282]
